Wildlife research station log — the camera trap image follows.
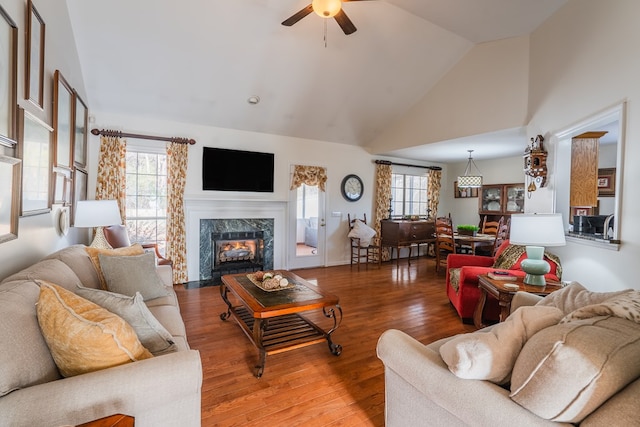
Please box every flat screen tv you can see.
[202,147,274,192]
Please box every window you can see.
[390,173,429,218]
[125,150,167,255]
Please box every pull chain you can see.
[324,19,328,48]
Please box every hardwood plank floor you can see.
[175,256,476,426]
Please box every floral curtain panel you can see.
[374,163,392,261]
[166,142,189,284]
[428,169,442,219]
[290,165,327,191]
[95,135,126,221]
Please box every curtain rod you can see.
[90,128,196,145]
[374,159,442,171]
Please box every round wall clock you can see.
[341,174,363,202]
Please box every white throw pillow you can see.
[439,305,563,384]
[348,219,377,247]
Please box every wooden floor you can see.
[175,256,476,427]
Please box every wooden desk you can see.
[380,220,435,265]
[474,274,562,328]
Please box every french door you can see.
[288,183,326,269]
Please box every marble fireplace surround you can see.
[185,198,287,281]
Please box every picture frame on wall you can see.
[74,92,88,168]
[25,0,45,109]
[18,108,53,216]
[0,5,17,148]
[72,167,87,225]
[597,168,616,197]
[0,155,21,244]
[454,181,478,198]
[52,166,72,206]
[53,70,74,169]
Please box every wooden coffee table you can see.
[474,274,562,328]
[220,271,342,377]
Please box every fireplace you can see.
[211,230,265,283]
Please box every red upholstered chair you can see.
[445,240,561,323]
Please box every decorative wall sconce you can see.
[524,135,548,195]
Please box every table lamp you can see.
[74,200,122,249]
[509,213,566,286]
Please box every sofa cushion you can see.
[36,281,153,377]
[85,244,145,289]
[1,259,83,292]
[561,290,640,324]
[536,281,633,315]
[98,252,170,301]
[510,316,640,422]
[75,286,176,355]
[439,306,563,384]
[0,280,60,397]
[43,245,102,289]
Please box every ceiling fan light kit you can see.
[282,0,372,36]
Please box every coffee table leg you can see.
[219,283,232,321]
[323,305,343,356]
[253,319,268,378]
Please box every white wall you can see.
[0,0,88,280]
[440,155,524,227]
[524,0,639,291]
[90,112,443,279]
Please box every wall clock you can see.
[341,174,363,202]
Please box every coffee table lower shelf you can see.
[221,305,342,378]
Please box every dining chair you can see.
[481,217,501,236]
[492,217,510,256]
[435,220,456,273]
[347,214,378,268]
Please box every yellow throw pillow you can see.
[36,281,152,378]
[85,244,145,289]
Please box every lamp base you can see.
[90,227,114,250]
[521,246,550,286]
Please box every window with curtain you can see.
[125,149,167,255]
[390,173,429,218]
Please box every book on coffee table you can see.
[488,271,517,281]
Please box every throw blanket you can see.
[493,244,563,280]
[561,291,640,325]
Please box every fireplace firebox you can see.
[211,231,264,283]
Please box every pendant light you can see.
[457,150,483,188]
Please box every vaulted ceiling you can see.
[66,0,567,162]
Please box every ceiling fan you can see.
[282,0,373,35]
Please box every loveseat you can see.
[446,240,561,322]
[377,283,640,426]
[0,244,202,427]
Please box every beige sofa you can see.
[0,245,202,427]
[377,286,640,426]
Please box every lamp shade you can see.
[457,175,482,188]
[509,213,566,247]
[312,0,342,17]
[74,200,122,228]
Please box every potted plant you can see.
[457,224,479,236]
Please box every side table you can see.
[474,274,562,328]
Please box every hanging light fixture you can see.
[457,150,483,188]
[312,0,342,18]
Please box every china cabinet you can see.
[479,183,525,217]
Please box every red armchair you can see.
[446,240,561,323]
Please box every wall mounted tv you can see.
[202,147,274,192]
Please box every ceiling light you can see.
[457,150,483,188]
[312,0,342,18]
[247,96,260,105]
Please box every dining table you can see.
[452,232,496,255]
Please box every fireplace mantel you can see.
[185,198,287,281]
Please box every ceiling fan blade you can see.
[281,4,314,26]
[334,9,357,35]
